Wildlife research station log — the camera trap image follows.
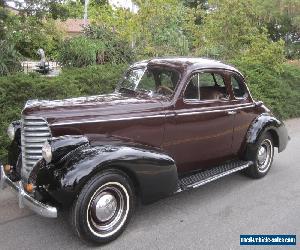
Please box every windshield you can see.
[116,66,180,97]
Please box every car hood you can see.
[22,93,165,126]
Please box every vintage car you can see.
[0,57,289,244]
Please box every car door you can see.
[227,71,259,156]
[162,69,236,174]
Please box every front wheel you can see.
[70,170,135,244]
[244,132,274,178]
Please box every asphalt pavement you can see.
[0,119,299,250]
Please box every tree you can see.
[14,0,69,20]
[133,0,189,56]
[0,40,22,76]
[198,0,285,67]
[5,15,64,59]
[254,0,300,44]
[0,6,9,39]
[182,0,208,25]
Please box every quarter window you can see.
[231,76,247,98]
[184,72,229,101]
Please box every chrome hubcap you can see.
[95,192,117,222]
[87,182,129,238]
[257,146,267,165]
[257,139,273,172]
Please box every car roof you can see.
[131,57,243,76]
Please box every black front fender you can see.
[41,144,178,206]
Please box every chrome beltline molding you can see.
[52,114,166,126]
[177,104,255,117]
[52,104,255,126]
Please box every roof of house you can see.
[56,19,89,34]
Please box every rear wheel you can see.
[70,170,135,244]
[244,132,274,178]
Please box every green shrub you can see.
[6,17,64,60]
[58,25,135,68]
[84,25,136,64]
[0,64,128,162]
[285,42,300,60]
[0,40,22,76]
[233,62,300,120]
[58,37,103,67]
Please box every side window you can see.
[184,72,229,101]
[231,75,247,98]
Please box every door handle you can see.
[227,110,237,115]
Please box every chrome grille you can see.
[21,116,51,180]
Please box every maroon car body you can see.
[1,57,289,244]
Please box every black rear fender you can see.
[244,113,289,157]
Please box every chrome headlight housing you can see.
[7,123,16,141]
[42,141,52,163]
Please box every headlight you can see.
[7,123,15,141]
[42,141,52,163]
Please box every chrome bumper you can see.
[0,165,57,218]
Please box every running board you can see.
[176,160,252,193]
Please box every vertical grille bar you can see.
[21,116,51,180]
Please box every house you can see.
[56,19,90,37]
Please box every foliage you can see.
[58,36,102,67]
[0,6,9,39]
[0,64,128,162]
[285,42,300,59]
[133,0,192,57]
[253,0,300,43]
[84,25,135,64]
[14,0,69,20]
[5,16,64,59]
[86,0,195,58]
[58,24,135,67]
[232,34,285,73]
[65,0,108,18]
[0,40,22,76]
[250,0,300,59]
[198,0,280,60]
[181,0,209,25]
[234,63,300,120]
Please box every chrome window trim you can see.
[182,70,230,104]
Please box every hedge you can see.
[0,63,299,162]
[0,64,127,162]
[239,63,300,120]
